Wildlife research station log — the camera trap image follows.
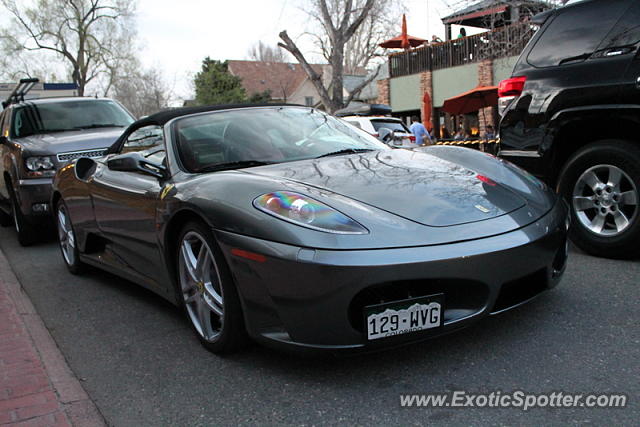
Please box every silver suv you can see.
[0,83,134,245]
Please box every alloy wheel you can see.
[57,205,76,265]
[178,231,225,342]
[572,164,638,236]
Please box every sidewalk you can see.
[0,247,105,426]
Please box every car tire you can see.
[0,206,10,227]
[176,221,248,354]
[7,184,36,247]
[557,140,640,259]
[55,199,85,274]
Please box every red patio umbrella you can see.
[442,86,498,115]
[442,86,498,138]
[379,14,427,49]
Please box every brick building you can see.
[376,0,552,139]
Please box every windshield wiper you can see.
[29,128,82,135]
[196,160,272,173]
[316,148,375,158]
[75,124,126,129]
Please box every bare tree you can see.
[331,0,405,74]
[247,41,289,62]
[279,0,385,113]
[112,62,174,118]
[0,0,135,96]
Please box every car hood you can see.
[247,149,527,227]
[16,128,124,155]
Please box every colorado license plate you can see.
[365,294,444,341]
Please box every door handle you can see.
[636,76,640,89]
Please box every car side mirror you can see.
[377,128,399,145]
[107,152,167,180]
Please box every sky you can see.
[136,0,468,100]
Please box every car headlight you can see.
[25,156,55,171]
[253,191,368,234]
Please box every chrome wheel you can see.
[572,164,638,236]
[178,231,225,342]
[57,204,76,265]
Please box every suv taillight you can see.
[498,76,527,98]
[498,76,526,117]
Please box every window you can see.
[371,120,410,133]
[305,96,314,107]
[174,107,387,173]
[11,100,134,138]
[527,0,629,67]
[122,125,165,159]
[599,3,640,49]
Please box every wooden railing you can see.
[389,23,536,78]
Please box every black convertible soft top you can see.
[134,103,302,127]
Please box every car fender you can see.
[2,151,21,196]
[543,105,640,179]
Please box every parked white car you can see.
[341,115,417,148]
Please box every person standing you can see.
[409,116,432,146]
[484,125,496,141]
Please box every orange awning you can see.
[442,86,498,115]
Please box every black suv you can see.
[498,0,640,258]
[0,80,134,245]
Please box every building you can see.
[227,60,377,110]
[227,60,324,107]
[376,0,552,139]
[0,82,78,110]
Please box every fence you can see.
[389,23,536,78]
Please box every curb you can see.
[0,246,106,426]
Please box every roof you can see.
[442,0,551,25]
[343,75,367,93]
[12,97,112,107]
[227,60,324,100]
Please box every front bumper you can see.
[215,200,568,353]
[16,178,54,219]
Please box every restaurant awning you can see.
[442,86,498,115]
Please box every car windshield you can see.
[174,107,389,172]
[11,100,134,138]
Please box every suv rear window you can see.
[599,2,640,48]
[527,0,630,67]
[371,120,409,133]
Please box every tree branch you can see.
[278,30,334,111]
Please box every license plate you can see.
[365,294,444,341]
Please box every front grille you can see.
[348,279,489,332]
[57,149,107,162]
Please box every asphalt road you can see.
[0,225,638,426]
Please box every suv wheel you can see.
[558,140,640,258]
[7,184,36,246]
[0,206,10,227]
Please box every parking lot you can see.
[0,226,637,425]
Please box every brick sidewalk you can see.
[0,248,105,427]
